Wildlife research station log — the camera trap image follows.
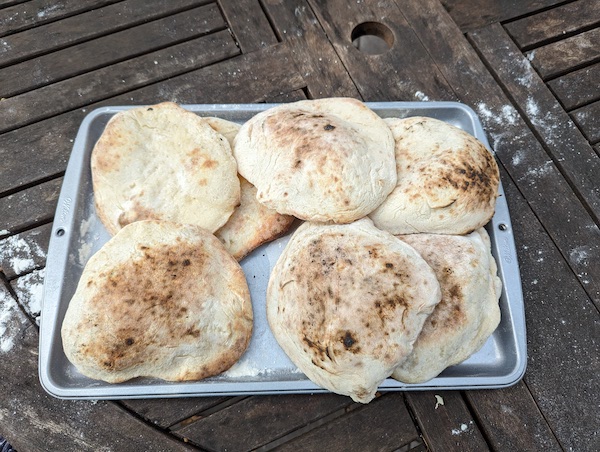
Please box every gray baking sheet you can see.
[39,102,527,399]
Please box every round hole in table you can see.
[351,22,394,55]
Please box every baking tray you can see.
[39,102,527,399]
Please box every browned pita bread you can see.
[61,220,253,383]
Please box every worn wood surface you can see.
[1,0,599,450]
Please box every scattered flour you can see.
[223,359,262,378]
[477,103,519,127]
[451,420,473,435]
[414,91,430,101]
[526,98,539,116]
[0,233,46,276]
[569,246,590,265]
[0,290,17,353]
[14,268,45,322]
[37,4,60,18]
[511,149,525,166]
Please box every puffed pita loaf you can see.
[369,116,500,235]
[61,220,253,383]
[267,218,441,403]
[233,98,397,223]
[391,228,502,384]
[91,102,240,235]
[204,117,295,260]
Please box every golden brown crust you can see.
[370,116,500,235]
[61,220,253,383]
[267,218,441,403]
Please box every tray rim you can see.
[39,101,527,400]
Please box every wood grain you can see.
[572,100,600,143]
[308,0,457,102]
[0,0,122,37]
[0,29,239,133]
[548,62,600,110]
[262,0,360,99]
[406,391,488,451]
[526,27,600,79]
[173,394,352,451]
[504,0,600,49]
[266,394,420,452]
[0,0,208,67]
[0,3,226,98]
[219,0,278,53]
[440,0,565,33]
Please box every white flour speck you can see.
[414,91,430,101]
[0,233,46,276]
[569,246,590,264]
[512,149,524,166]
[15,268,45,322]
[451,421,473,435]
[526,98,539,116]
[0,292,16,353]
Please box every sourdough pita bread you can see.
[391,228,502,384]
[233,98,397,223]
[204,117,295,260]
[91,102,240,235]
[61,220,253,383]
[267,218,441,403]
[216,176,295,260]
[369,116,500,234]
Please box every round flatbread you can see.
[61,220,253,383]
[91,102,240,235]
[391,228,502,384]
[233,98,397,223]
[204,117,295,260]
[267,218,441,403]
[369,116,500,234]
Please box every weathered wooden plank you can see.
[307,0,457,102]
[274,394,420,452]
[0,29,239,133]
[261,0,361,98]
[1,3,226,98]
[219,0,278,53]
[440,0,565,33]
[526,27,600,79]
[406,391,489,451]
[0,222,51,278]
[0,285,194,452]
[116,42,305,105]
[504,0,600,49]
[486,165,600,452]
[465,381,562,451]
[0,177,62,235]
[572,100,600,143]
[396,1,600,307]
[0,0,122,37]
[462,24,600,223]
[120,397,231,429]
[173,394,352,451]
[0,0,206,67]
[548,62,600,110]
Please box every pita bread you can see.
[91,102,240,235]
[216,176,295,260]
[369,116,500,234]
[267,218,441,403]
[233,98,397,223]
[61,220,253,383]
[203,117,295,260]
[391,228,502,384]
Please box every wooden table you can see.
[1,1,598,450]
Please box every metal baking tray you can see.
[39,102,526,399]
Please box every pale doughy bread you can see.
[369,117,500,234]
[61,220,253,383]
[233,98,397,223]
[267,218,441,403]
[91,102,240,235]
[204,118,295,260]
[216,176,295,260]
[391,228,502,384]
